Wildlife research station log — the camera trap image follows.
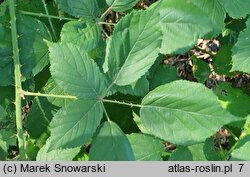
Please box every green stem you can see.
[21,91,77,100]
[102,99,142,108]
[18,10,76,21]
[42,0,57,41]
[8,0,26,160]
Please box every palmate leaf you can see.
[47,40,107,151]
[58,0,99,20]
[220,0,250,19]
[231,18,250,74]
[89,121,135,161]
[48,100,103,151]
[127,133,164,161]
[106,0,140,12]
[157,0,223,54]
[140,80,241,145]
[104,8,162,86]
[49,43,107,99]
[61,21,101,52]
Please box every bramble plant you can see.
[0,0,250,161]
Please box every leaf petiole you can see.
[17,10,77,21]
[21,91,77,100]
[102,99,142,108]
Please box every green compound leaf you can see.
[37,143,81,161]
[61,21,101,52]
[220,0,250,19]
[106,0,140,12]
[231,18,250,74]
[127,133,164,161]
[158,0,222,54]
[49,43,107,99]
[48,100,103,151]
[140,80,241,145]
[104,9,162,86]
[230,135,250,161]
[59,0,99,20]
[89,121,135,161]
[169,138,221,161]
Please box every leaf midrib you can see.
[142,104,228,121]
